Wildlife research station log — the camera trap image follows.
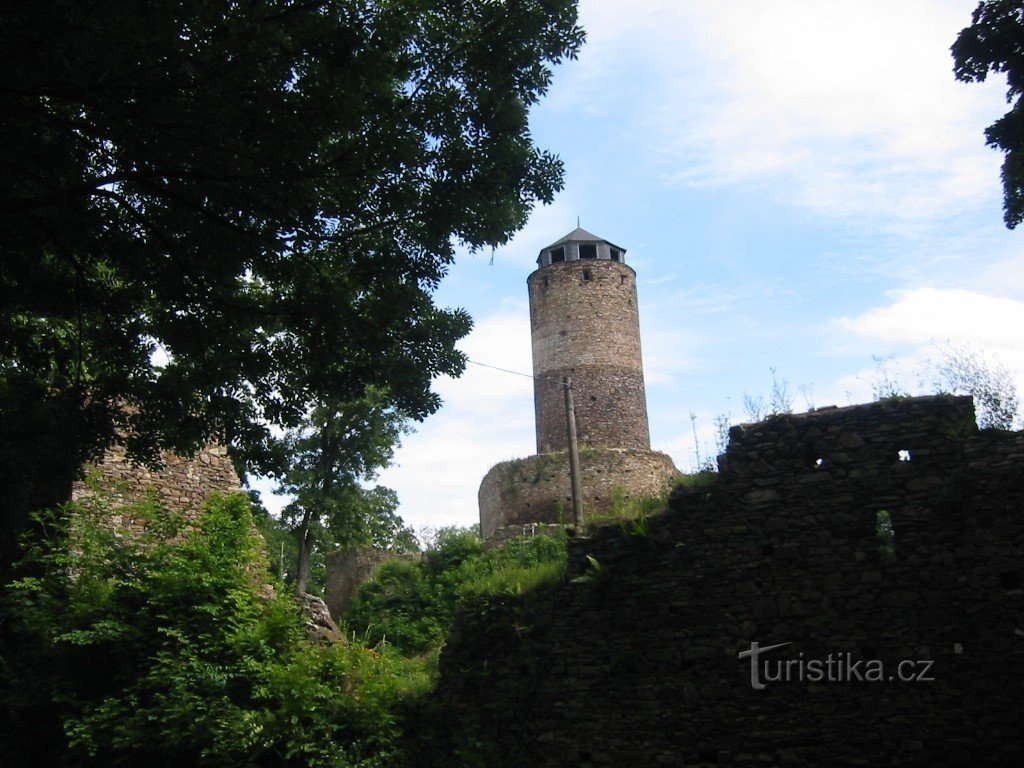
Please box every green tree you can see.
[277,390,416,594]
[357,487,419,554]
[952,0,1024,227]
[0,0,584,575]
[928,342,1020,429]
[344,528,567,657]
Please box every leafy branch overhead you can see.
[953,0,1024,227]
[0,0,585,571]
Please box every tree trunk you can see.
[294,508,314,595]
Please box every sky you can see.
[255,0,1023,533]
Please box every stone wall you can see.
[71,443,240,535]
[529,259,650,452]
[478,448,678,540]
[324,546,419,622]
[70,444,355,644]
[433,396,1024,767]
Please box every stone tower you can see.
[478,228,678,542]
[529,228,650,452]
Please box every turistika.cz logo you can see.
[738,641,935,690]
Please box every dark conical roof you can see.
[542,227,625,252]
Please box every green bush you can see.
[424,525,485,574]
[582,487,673,536]
[345,558,448,655]
[450,534,567,602]
[0,492,423,768]
[344,528,567,657]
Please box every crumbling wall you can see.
[324,546,419,622]
[69,445,350,641]
[71,443,240,535]
[478,448,678,540]
[434,396,1024,767]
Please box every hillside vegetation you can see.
[0,491,575,767]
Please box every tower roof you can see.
[537,227,627,266]
[542,227,625,253]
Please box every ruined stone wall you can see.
[324,546,420,622]
[434,396,1024,767]
[70,444,348,641]
[478,448,678,540]
[71,443,240,535]
[529,260,650,452]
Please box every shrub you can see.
[450,535,567,603]
[0,492,420,768]
[345,558,448,655]
[344,528,567,658]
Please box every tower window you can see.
[609,248,621,261]
[583,269,592,281]
[550,247,565,263]
[579,244,597,259]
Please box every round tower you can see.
[528,228,651,452]
[477,227,677,543]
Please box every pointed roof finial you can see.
[577,215,580,228]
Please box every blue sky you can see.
[258,0,1023,532]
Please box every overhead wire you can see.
[466,358,564,385]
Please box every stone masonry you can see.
[71,442,240,536]
[480,229,678,541]
[440,396,1024,766]
[478,448,677,539]
[324,546,420,622]
[529,256,649,452]
[69,443,346,641]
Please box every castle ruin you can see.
[438,395,1024,766]
[71,442,240,536]
[478,228,678,541]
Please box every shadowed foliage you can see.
[0,0,584,575]
[953,0,1024,227]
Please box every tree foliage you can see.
[344,528,566,655]
[953,0,1024,227]
[0,491,429,768]
[0,0,584,572]
[276,389,417,594]
[928,342,1020,429]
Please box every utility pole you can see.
[563,376,583,527]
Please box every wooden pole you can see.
[563,376,583,527]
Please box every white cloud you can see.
[247,475,290,516]
[639,324,705,386]
[828,287,1024,405]
[378,416,531,531]
[570,0,1007,229]
[436,308,534,407]
[837,287,1024,350]
[380,309,537,530]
